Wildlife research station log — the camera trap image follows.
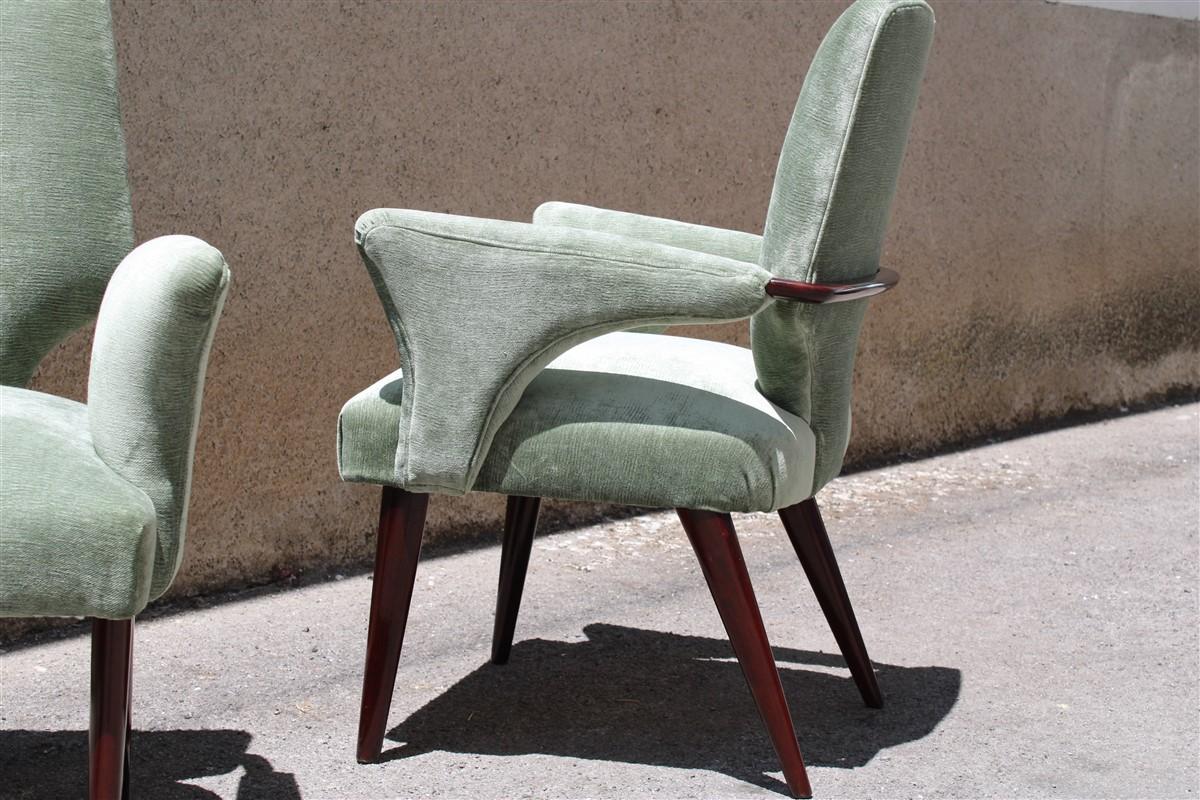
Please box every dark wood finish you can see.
[779,498,882,709]
[90,618,133,800]
[677,509,813,799]
[492,495,542,665]
[765,267,899,304]
[356,487,430,763]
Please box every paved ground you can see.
[1,404,1198,800]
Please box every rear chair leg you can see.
[779,497,882,708]
[677,509,812,799]
[90,618,133,800]
[492,495,541,665]
[356,486,429,763]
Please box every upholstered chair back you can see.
[752,0,933,492]
[0,0,134,387]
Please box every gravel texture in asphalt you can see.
[1,404,1198,799]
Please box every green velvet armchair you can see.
[340,0,932,795]
[0,3,230,799]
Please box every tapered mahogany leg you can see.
[780,498,882,709]
[678,509,812,799]
[357,486,429,763]
[492,495,541,665]
[90,618,133,800]
[122,702,131,800]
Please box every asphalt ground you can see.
[2,403,1197,799]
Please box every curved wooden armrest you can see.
[764,267,899,304]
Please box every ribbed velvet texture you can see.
[0,238,229,618]
[88,236,231,601]
[0,0,134,388]
[0,2,231,619]
[341,332,816,512]
[753,0,934,492]
[353,209,771,495]
[0,388,157,619]
[532,202,763,264]
[343,0,933,511]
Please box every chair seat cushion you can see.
[339,332,816,512]
[0,387,157,619]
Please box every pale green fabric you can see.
[529,203,762,334]
[340,332,817,512]
[0,387,157,619]
[354,209,772,496]
[0,238,229,618]
[532,203,762,265]
[345,0,933,509]
[753,0,934,492]
[530,2,935,495]
[0,0,133,388]
[88,236,231,601]
[0,0,231,619]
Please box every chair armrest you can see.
[765,268,899,303]
[87,235,230,600]
[532,201,762,265]
[355,208,772,495]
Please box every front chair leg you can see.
[779,498,882,709]
[90,618,133,800]
[492,495,541,665]
[677,509,813,799]
[357,486,429,763]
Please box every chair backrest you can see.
[0,0,134,387]
[752,0,933,494]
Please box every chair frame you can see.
[352,273,897,799]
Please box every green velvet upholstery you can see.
[0,2,231,619]
[753,0,934,491]
[0,238,229,619]
[354,209,772,496]
[88,236,231,601]
[0,387,156,619]
[341,332,816,512]
[343,0,933,511]
[529,203,763,335]
[532,202,762,265]
[0,0,134,389]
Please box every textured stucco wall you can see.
[28,0,1199,601]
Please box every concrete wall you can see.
[29,0,1200,600]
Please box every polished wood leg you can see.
[779,497,883,709]
[678,509,812,799]
[122,704,131,800]
[492,495,541,665]
[357,486,429,763]
[90,618,133,800]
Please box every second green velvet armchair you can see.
[338,0,934,796]
[0,3,230,799]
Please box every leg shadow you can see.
[386,623,960,791]
[0,729,299,800]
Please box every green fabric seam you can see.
[358,222,761,280]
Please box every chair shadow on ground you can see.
[385,623,961,794]
[0,729,299,800]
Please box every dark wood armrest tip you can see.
[765,268,899,304]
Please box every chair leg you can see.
[90,618,133,800]
[356,486,429,763]
[122,702,131,800]
[779,498,883,709]
[678,509,812,799]
[492,495,541,665]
